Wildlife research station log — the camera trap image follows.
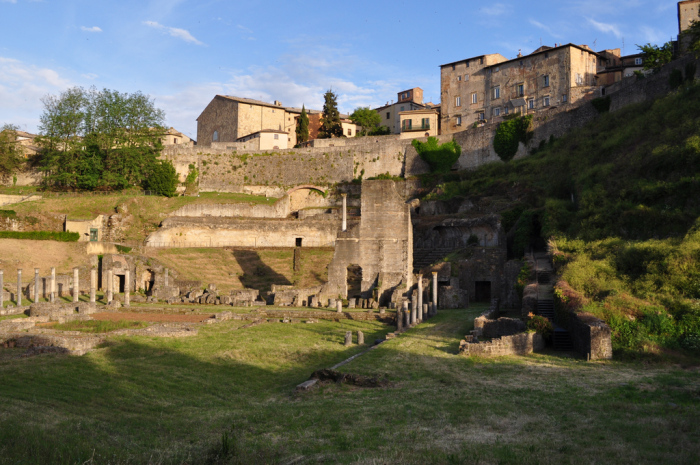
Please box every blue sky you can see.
[0,0,681,140]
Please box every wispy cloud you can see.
[143,21,203,45]
[236,24,253,34]
[480,3,508,16]
[81,73,98,80]
[588,18,623,39]
[529,19,564,39]
[1,0,18,4]
[639,25,666,44]
[80,26,102,33]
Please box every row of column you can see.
[0,268,130,307]
[395,272,439,331]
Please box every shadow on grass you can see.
[231,249,291,294]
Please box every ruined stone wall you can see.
[169,196,290,219]
[146,217,340,248]
[460,332,544,357]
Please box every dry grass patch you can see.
[0,239,92,279]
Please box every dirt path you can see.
[92,312,213,323]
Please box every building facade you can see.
[373,88,427,134]
[679,0,700,51]
[440,45,604,134]
[398,109,439,139]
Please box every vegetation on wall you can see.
[638,42,674,70]
[411,136,461,173]
[591,96,611,113]
[145,160,178,197]
[493,114,533,162]
[0,124,25,179]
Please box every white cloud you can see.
[529,19,564,40]
[81,26,102,33]
[480,3,508,16]
[143,20,204,45]
[0,57,73,132]
[588,18,623,39]
[81,73,98,80]
[236,24,253,34]
[639,25,665,44]
[1,0,18,4]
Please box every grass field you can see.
[1,304,698,464]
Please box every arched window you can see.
[212,130,219,142]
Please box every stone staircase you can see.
[412,247,459,273]
[534,252,573,352]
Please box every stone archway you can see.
[286,185,329,213]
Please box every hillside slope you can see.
[427,81,700,358]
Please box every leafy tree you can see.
[411,137,461,173]
[36,86,166,192]
[682,19,700,57]
[637,42,674,70]
[0,124,25,180]
[145,159,178,197]
[296,105,309,144]
[318,89,343,139]
[350,107,381,136]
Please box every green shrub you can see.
[669,69,684,90]
[0,231,79,241]
[115,245,132,254]
[591,96,611,113]
[367,172,403,181]
[145,159,178,197]
[0,209,17,218]
[527,314,553,341]
[515,262,531,299]
[411,137,461,173]
[493,115,532,162]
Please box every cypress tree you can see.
[318,89,343,139]
[296,105,309,144]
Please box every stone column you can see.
[358,330,364,345]
[341,193,347,232]
[106,270,113,303]
[50,267,56,303]
[336,300,342,313]
[417,276,423,321]
[423,304,429,320]
[344,331,352,346]
[73,267,80,303]
[17,269,22,306]
[432,271,438,311]
[90,269,96,304]
[410,293,417,325]
[164,268,169,288]
[396,306,403,332]
[34,268,39,303]
[0,270,3,308]
[404,303,411,328]
[124,269,131,307]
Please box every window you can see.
[173,138,178,144]
[402,119,413,130]
[348,128,352,136]
[466,61,470,68]
[478,112,485,121]
[452,64,455,70]
[493,86,500,99]
[562,94,568,103]
[544,75,550,87]
[576,73,583,85]
[272,109,275,113]
[494,108,501,117]
[634,57,643,66]
[471,93,477,104]
[386,112,390,119]
[212,130,219,142]
[504,107,509,115]
[456,115,462,125]
[464,74,469,81]
[494,66,500,72]
[89,228,98,242]
[274,134,279,140]
[400,106,405,112]
[479,57,484,64]
[457,75,462,81]
[455,96,461,107]
[545,52,549,58]
[519,60,524,67]
[528,99,535,109]
[544,96,550,107]
[517,84,524,96]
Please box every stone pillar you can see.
[358,330,364,345]
[16,269,22,306]
[423,304,429,320]
[164,268,169,288]
[404,302,411,328]
[432,271,438,311]
[410,293,417,325]
[336,300,342,313]
[106,270,113,303]
[73,267,80,303]
[341,193,347,232]
[0,270,3,308]
[124,269,131,307]
[396,306,403,332]
[90,269,96,304]
[344,331,352,346]
[417,276,423,321]
[50,267,56,303]
[34,268,39,303]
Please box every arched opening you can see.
[212,130,219,142]
[475,281,491,302]
[346,265,362,299]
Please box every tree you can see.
[0,124,25,180]
[411,137,461,173]
[296,105,309,144]
[350,107,382,136]
[145,159,178,197]
[637,42,674,71]
[318,89,343,139]
[681,19,700,56]
[36,86,166,191]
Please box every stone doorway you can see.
[346,265,362,299]
[475,281,492,302]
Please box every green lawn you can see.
[0,305,698,464]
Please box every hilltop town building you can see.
[440,44,604,133]
[160,128,194,147]
[398,108,439,139]
[679,0,700,51]
[373,88,429,134]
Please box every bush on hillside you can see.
[527,313,553,341]
[591,96,611,113]
[493,115,532,161]
[669,69,684,89]
[0,231,79,241]
[411,137,461,173]
[145,160,178,197]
